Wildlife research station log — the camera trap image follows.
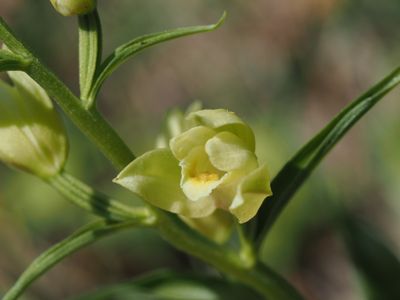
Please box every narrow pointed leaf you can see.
[3,220,138,300]
[341,218,400,300]
[88,12,226,101]
[79,9,102,105]
[250,67,400,245]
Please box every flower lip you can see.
[192,172,220,183]
[180,146,226,201]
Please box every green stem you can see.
[28,60,134,170]
[49,172,301,299]
[47,171,155,223]
[0,17,134,170]
[237,224,256,267]
[0,18,30,56]
[156,213,304,300]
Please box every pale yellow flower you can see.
[115,107,272,235]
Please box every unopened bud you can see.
[50,0,96,16]
[0,71,68,178]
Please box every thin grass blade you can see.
[3,220,137,300]
[250,67,400,246]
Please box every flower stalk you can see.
[0,17,135,170]
[156,212,304,300]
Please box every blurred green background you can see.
[1,0,399,299]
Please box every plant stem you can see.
[47,171,155,223]
[0,17,134,170]
[0,18,30,56]
[0,49,32,71]
[156,213,304,300]
[49,172,300,298]
[49,171,303,299]
[28,60,134,170]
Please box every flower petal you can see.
[229,164,272,223]
[114,149,216,218]
[205,131,258,172]
[180,146,226,201]
[187,109,255,151]
[170,126,215,160]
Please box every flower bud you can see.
[50,0,96,16]
[0,71,68,178]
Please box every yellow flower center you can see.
[191,172,220,184]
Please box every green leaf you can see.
[2,220,137,300]
[341,217,400,300]
[88,12,226,101]
[78,9,102,106]
[0,49,31,72]
[249,67,400,245]
[71,270,263,300]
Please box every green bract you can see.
[0,71,68,178]
[50,0,96,16]
[115,108,272,228]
